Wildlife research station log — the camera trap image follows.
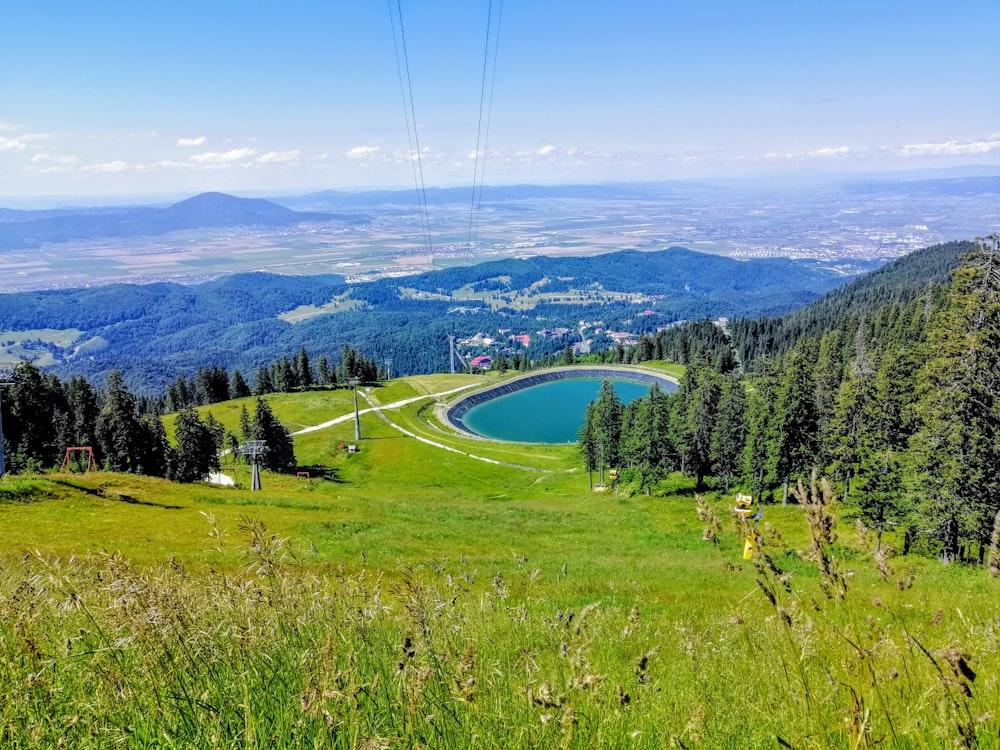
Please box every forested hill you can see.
[0,273,347,330]
[1,247,849,391]
[730,240,974,364]
[0,192,361,250]
[374,247,842,303]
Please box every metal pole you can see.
[0,366,13,479]
[350,378,362,441]
[0,388,6,479]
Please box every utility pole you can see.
[349,377,362,441]
[0,364,16,479]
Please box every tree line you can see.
[0,362,296,484]
[163,345,382,413]
[580,238,1000,565]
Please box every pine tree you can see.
[592,380,623,484]
[3,362,62,471]
[96,371,145,473]
[172,408,220,482]
[248,398,297,473]
[578,401,597,490]
[136,414,173,478]
[254,367,273,396]
[317,355,331,386]
[910,243,1000,562]
[66,375,99,454]
[768,342,819,503]
[297,348,314,389]
[825,344,875,503]
[710,373,749,494]
[229,370,252,400]
[813,329,845,469]
[672,364,720,490]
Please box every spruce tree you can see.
[95,371,144,473]
[910,243,1000,562]
[768,342,820,503]
[592,380,623,484]
[229,370,252,400]
[710,373,749,494]
[172,408,220,482]
[248,398,297,473]
[578,401,597,490]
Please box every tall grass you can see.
[2,500,999,748]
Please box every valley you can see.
[1,178,997,293]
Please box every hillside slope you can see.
[730,240,973,361]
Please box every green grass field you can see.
[2,374,998,748]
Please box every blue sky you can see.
[1,0,998,200]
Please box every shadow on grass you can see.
[295,465,344,483]
[49,478,184,509]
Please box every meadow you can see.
[1,375,998,748]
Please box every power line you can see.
[468,0,504,251]
[387,0,433,255]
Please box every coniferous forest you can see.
[579,237,1000,564]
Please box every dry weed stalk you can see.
[795,471,847,600]
[697,495,722,546]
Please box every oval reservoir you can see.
[459,377,656,443]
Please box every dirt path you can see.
[356,391,552,474]
[290,383,480,436]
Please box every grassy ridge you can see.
[1,376,998,747]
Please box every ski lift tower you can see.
[349,377,362,441]
[448,335,469,375]
[0,364,14,479]
[239,439,268,491]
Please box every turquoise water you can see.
[460,378,652,443]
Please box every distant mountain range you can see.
[281,182,728,211]
[0,192,365,250]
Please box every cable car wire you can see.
[468,0,503,251]
[387,0,433,254]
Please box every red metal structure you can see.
[61,446,97,473]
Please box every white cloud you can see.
[30,153,78,164]
[537,145,556,156]
[809,146,852,157]
[0,122,22,132]
[0,135,26,152]
[82,160,130,173]
[177,136,207,147]
[257,150,300,165]
[346,145,381,160]
[900,138,1000,156]
[190,147,255,164]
